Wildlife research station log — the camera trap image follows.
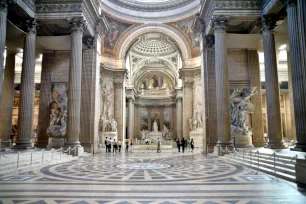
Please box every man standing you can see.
[105,137,108,153]
[157,138,161,153]
[176,138,180,152]
[181,138,185,153]
[118,140,122,152]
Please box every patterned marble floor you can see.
[0,151,305,204]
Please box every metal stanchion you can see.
[30,152,33,166]
[17,152,20,169]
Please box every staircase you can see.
[223,150,298,182]
[0,150,86,176]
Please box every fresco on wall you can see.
[103,16,133,57]
[139,73,172,91]
[171,18,200,56]
[164,108,172,129]
[140,108,148,130]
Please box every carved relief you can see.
[36,3,82,12]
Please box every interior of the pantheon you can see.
[1,0,306,186]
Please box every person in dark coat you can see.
[181,138,186,153]
[176,138,181,152]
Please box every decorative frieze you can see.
[215,1,262,9]
[36,3,82,12]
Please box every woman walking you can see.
[191,138,194,153]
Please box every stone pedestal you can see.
[148,132,163,142]
[189,131,204,148]
[232,135,254,148]
[47,137,65,148]
[295,158,306,185]
[100,132,118,147]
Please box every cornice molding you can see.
[215,1,262,9]
[36,3,82,12]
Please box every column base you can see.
[36,139,49,148]
[213,143,233,156]
[13,141,35,149]
[64,143,84,156]
[266,140,288,149]
[207,143,217,153]
[296,158,306,185]
[253,141,265,147]
[291,143,306,152]
[82,143,93,153]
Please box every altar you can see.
[148,131,163,142]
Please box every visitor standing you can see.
[107,138,112,153]
[176,138,180,152]
[118,140,122,152]
[129,138,133,153]
[113,139,117,153]
[191,138,194,153]
[181,138,185,153]
[125,139,129,152]
[105,137,108,153]
[157,138,161,153]
[187,139,191,152]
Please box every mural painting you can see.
[139,73,172,91]
[103,16,133,57]
[163,108,172,129]
[171,18,200,56]
[140,108,148,130]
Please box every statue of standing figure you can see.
[153,120,159,132]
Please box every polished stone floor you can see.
[0,151,306,204]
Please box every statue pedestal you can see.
[189,131,204,148]
[148,132,163,144]
[47,137,65,148]
[232,135,254,148]
[100,132,118,147]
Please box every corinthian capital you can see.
[261,15,277,32]
[0,0,16,13]
[24,19,38,35]
[83,36,97,49]
[68,17,87,33]
[212,16,229,31]
[281,0,297,8]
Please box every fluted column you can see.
[127,97,134,139]
[262,15,287,149]
[15,19,37,148]
[176,96,183,139]
[0,52,15,145]
[65,18,86,155]
[0,0,15,106]
[212,16,232,149]
[248,50,265,147]
[284,0,306,151]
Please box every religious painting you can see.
[171,18,200,56]
[103,16,133,57]
[164,108,172,129]
[140,108,148,130]
[151,109,161,131]
[139,72,172,91]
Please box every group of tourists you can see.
[176,138,194,153]
[104,137,122,153]
[125,138,134,153]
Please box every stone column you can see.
[36,51,53,148]
[15,19,37,148]
[0,0,15,106]
[199,19,207,153]
[127,97,134,139]
[160,107,164,131]
[248,50,265,147]
[261,15,287,149]
[65,18,86,155]
[80,35,102,153]
[176,96,183,139]
[285,0,306,151]
[148,108,152,131]
[183,81,193,139]
[212,16,232,151]
[114,82,124,141]
[0,52,15,145]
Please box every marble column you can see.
[36,51,53,148]
[15,19,37,148]
[160,108,164,131]
[212,16,232,149]
[80,35,102,153]
[127,97,134,139]
[183,81,193,139]
[148,108,152,131]
[285,1,306,151]
[176,97,183,139]
[114,82,124,141]
[199,19,207,153]
[248,50,265,147]
[0,0,14,106]
[0,52,15,145]
[261,15,287,149]
[65,18,86,155]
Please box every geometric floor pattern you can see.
[0,151,306,204]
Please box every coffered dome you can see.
[133,40,176,56]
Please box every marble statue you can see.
[188,118,193,131]
[47,88,67,138]
[189,113,203,133]
[230,87,257,136]
[111,118,117,132]
[153,120,158,132]
[162,124,172,140]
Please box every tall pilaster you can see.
[176,96,183,139]
[199,19,207,153]
[212,16,232,148]
[0,52,15,145]
[261,15,287,149]
[183,81,193,139]
[285,0,306,151]
[114,82,124,141]
[127,97,135,139]
[15,19,37,148]
[248,50,265,147]
[0,0,15,106]
[65,18,86,155]
[36,51,53,148]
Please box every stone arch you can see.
[115,23,192,61]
